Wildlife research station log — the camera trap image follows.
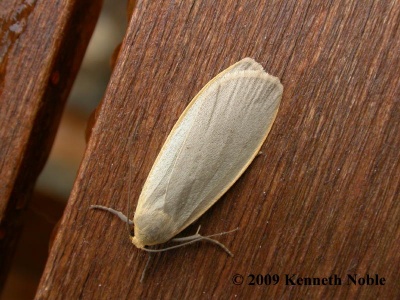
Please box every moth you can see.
[91,57,283,278]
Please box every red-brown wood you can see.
[37,0,399,298]
[0,0,101,289]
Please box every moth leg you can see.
[90,205,134,225]
[172,227,239,256]
[140,252,154,283]
[142,227,239,256]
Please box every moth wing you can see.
[135,58,282,244]
[135,58,263,212]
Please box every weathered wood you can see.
[0,0,101,290]
[37,0,400,298]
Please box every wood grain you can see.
[0,0,101,289]
[37,0,399,298]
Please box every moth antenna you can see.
[126,111,145,237]
[126,144,133,236]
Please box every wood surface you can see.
[37,0,399,299]
[0,0,101,290]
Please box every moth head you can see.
[130,235,145,249]
[132,210,174,247]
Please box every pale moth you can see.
[91,57,283,277]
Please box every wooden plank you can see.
[37,0,400,298]
[0,0,101,289]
